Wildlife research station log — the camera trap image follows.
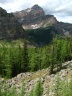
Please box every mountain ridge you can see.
[12,5,72,45]
[13,5,72,33]
[0,5,72,45]
[13,4,57,29]
[0,7,26,40]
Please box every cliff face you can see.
[13,4,45,24]
[13,5,57,29]
[13,4,72,34]
[0,7,26,40]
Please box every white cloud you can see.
[0,0,48,12]
[0,0,72,23]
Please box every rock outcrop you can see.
[0,60,72,96]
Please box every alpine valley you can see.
[0,4,72,96]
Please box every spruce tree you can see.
[1,46,6,77]
[5,48,12,78]
[49,45,54,75]
[21,39,29,72]
[41,46,50,69]
[0,48,3,76]
[29,48,37,72]
[18,45,22,73]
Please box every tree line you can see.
[0,36,72,78]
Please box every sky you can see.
[0,0,72,23]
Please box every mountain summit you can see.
[31,4,44,10]
[13,5,57,29]
[13,5,72,45]
[14,4,45,18]
[30,4,45,17]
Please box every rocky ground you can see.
[0,60,72,96]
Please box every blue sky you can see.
[0,0,72,23]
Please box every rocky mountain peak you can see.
[30,4,45,16]
[13,4,45,22]
[13,5,72,44]
[13,5,57,29]
[31,4,45,13]
[31,4,41,9]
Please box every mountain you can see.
[0,5,72,45]
[0,7,26,40]
[13,5,72,45]
[13,4,57,29]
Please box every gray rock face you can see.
[13,5,57,29]
[13,4,45,24]
[0,7,26,40]
[13,5,72,40]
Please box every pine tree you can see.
[49,45,54,75]
[21,39,29,72]
[41,46,50,69]
[1,46,7,77]
[10,48,19,77]
[0,48,3,76]
[52,36,58,71]
[56,39,63,70]
[59,40,63,69]
[29,48,37,72]
[65,37,70,61]
[69,37,72,60]
[18,45,22,73]
[5,48,12,78]
[29,47,41,71]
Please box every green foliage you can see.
[27,28,53,45]
[29,88,34,96]
[29,80,43,96]
[41,47,50,68]
[29,48,38,71]
[0,37,72,78]
[21,40,29,72]
[33,80,43,96]
[53,76,72,96]
[20,82,26,96]
[0,82,17,96]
